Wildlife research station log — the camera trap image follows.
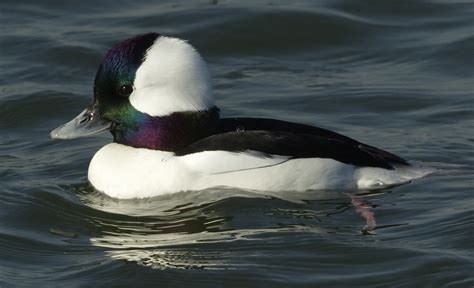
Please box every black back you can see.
[176,117,409,170]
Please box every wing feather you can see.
[176,117,409,169]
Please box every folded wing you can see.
[176,118,409,170]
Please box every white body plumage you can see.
[89,143,427,199]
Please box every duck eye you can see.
[118,84,133,97]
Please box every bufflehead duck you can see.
[51,33,427,199]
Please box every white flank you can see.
[87,143,373,199]
[89,144,432,199]
[129,36,214,116]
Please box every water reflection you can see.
[76,185,387,269]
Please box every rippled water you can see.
[1,0,473,287]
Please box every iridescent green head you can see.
[51,33,218,151]
[94,33,158,124]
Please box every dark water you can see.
[1,0,473,287]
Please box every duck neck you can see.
[111,106,220,151]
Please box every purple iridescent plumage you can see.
[92,32,220,151]
[112,107,220,151]
[96,33,160,85]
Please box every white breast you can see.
[88,143,427,199]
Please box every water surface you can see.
[1,0,473,287]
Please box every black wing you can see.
[176,118,409,169]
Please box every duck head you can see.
[51,33,219,151]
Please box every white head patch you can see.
[130,36,214,116]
